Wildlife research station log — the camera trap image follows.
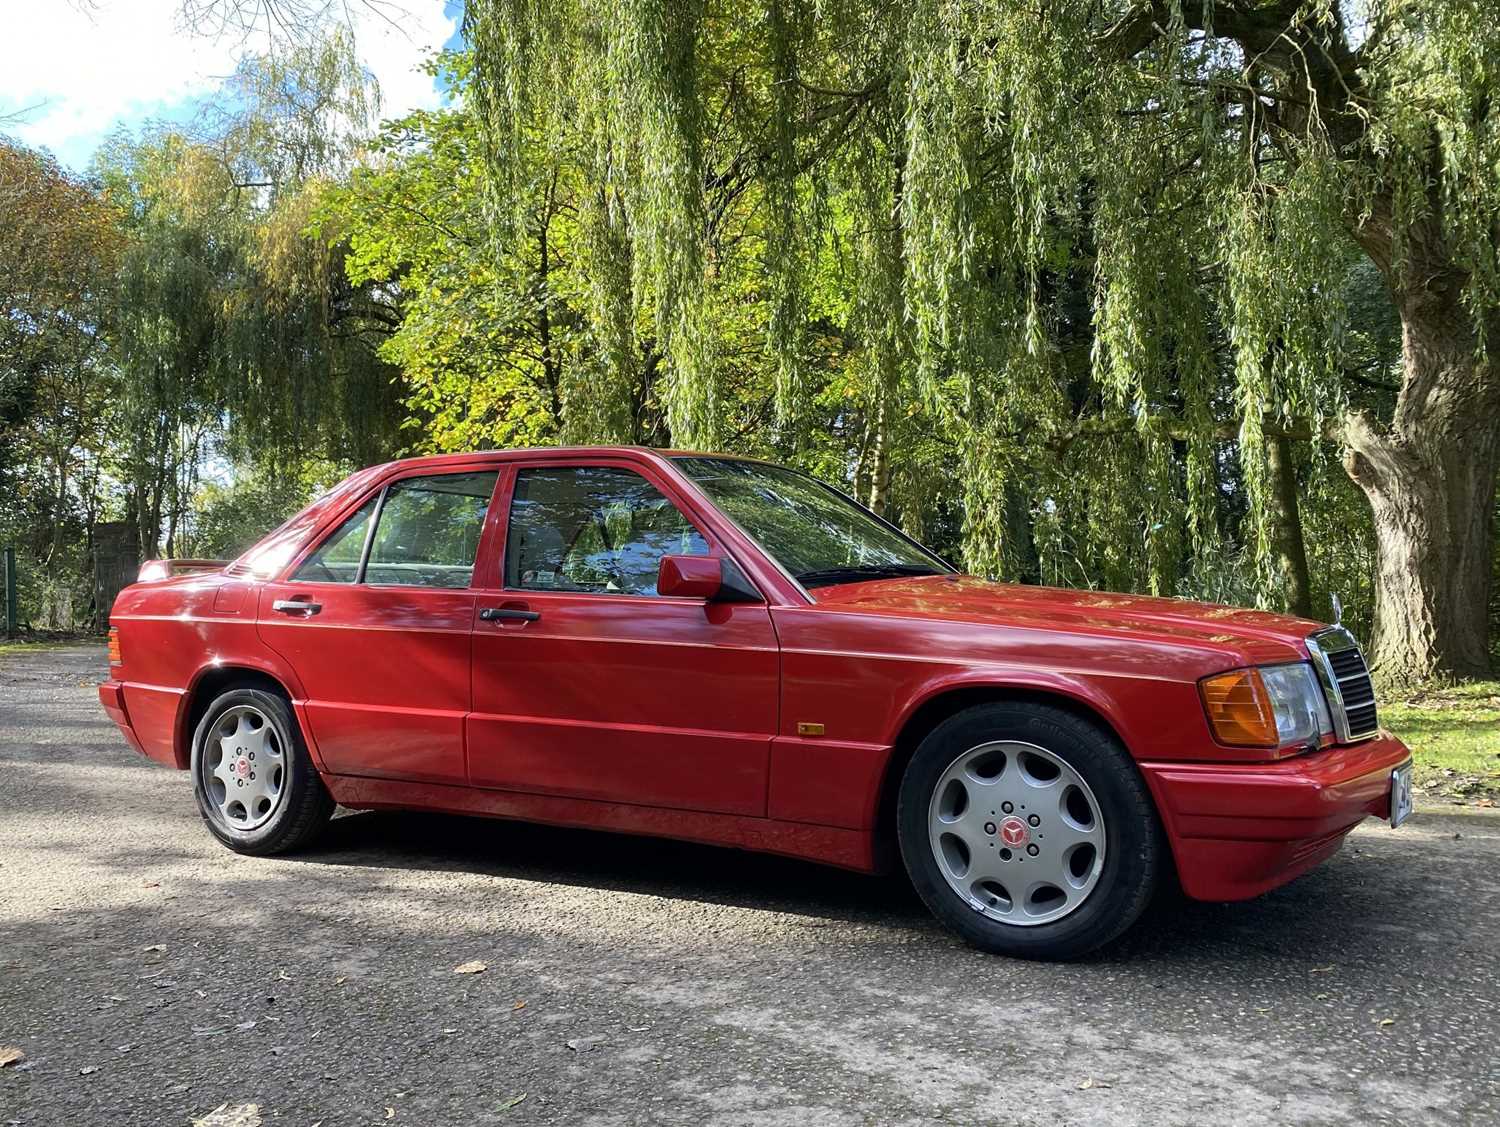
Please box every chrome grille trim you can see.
[1306,626,1379,743]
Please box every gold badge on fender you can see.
[796,722,825,737]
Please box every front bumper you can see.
[1141,733,1413,901]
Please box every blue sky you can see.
[0,1,466,173]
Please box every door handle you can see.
[272,599,322,616]
[480,606,540,623]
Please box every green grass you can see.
[1382,681,1500,805]
[0,634,100,656]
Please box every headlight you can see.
[1200,663,1333,749]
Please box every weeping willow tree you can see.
[465,0,1496,684]
[95,31,406,558]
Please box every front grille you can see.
[1307,627,1379,742]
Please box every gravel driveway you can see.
[2,645,1497,1126]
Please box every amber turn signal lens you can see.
[1199,668,1278,747]
[107,626,122,666]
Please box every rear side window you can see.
[290,471,498,588]
[365,472,499,588]
[291,496,377,583]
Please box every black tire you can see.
[896,701,1162,960]
[190,687,334,855]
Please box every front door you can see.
[467,459,779,816]
[258,466,501,785]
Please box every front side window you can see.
[505,466,709,596]
[290,471,498,588]
[675,457,948,587]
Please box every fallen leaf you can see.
[453,961,487,975]
[334,977,347,987]
[143,944,166,953]
[1078,1076,1112,1090]
[190,1103,262,1127]
[385,1108,395,1119]
[1379,1017,1395,1027]
[0,1046,25,1068]
[498,1093,527,1111]
[80,1066,98,1075]
[512,1000,526,1011]
[565,1036,604,1053]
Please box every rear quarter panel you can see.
[109,573,297,768]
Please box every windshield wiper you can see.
[794,563,940,588]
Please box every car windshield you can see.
[674,457,949,587]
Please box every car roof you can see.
[364,447,779,473]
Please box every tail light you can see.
[107,626,122,666]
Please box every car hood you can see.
[810,574,1323,665]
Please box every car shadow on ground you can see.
[288,808,934,930]
[275,806,1449,969]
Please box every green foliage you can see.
[188,460,340,559]
[1,34,408,628]
[454,0,1497,663]
[5,2,1498,669]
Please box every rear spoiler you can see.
[137,559,229,582]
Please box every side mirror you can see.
[657,554,723,600]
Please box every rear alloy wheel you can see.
[203,704,286,830]
[898,702,1162,959]
[191,687,333,855]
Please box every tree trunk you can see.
[867,393,892,516]
[1265,432,1313,619]
[1343,298,1500,685]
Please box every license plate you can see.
[1390,762,1414,829]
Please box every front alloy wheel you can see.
[928,740,1106,926]
[898,702,1162,959]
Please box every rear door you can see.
[467,457,779,815]
[258,466,502,785]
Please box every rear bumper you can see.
[1141,733,1413,901]
[98,680,145,754]
[98,678,183,766]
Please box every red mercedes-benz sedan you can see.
[99,447,1414,958]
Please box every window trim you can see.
[352,485,389,584]
[494,459,737,602]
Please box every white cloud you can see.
[0,0,458,171]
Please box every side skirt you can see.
[321,774,878,873]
